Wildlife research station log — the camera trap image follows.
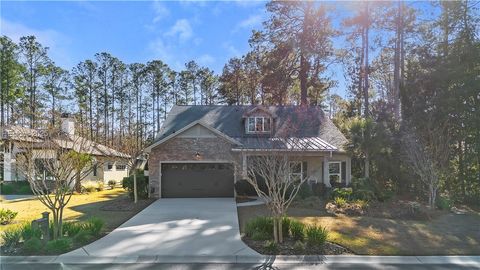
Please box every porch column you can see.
[3,152,12,181]
[346,157,352,186]
[241,152,247,179]
[323,155,330,187]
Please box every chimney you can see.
[60,113,75,135]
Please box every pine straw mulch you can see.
[243,237,353,255]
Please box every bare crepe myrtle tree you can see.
[245,153,309,243]
[402,122,450,209]
[16,129,95,239]
[119,136,141,203]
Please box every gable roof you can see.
[1,126,130,158]
[151,105,348,152]
[145,121,241,151]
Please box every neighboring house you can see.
[0,115,130,184]
[145,105,351,198]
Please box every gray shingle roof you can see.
[1,126,129,158]
[154,105,348,152]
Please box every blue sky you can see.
[1,1,268,70]
[0,1,437,99]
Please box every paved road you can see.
[62,198,258,257]
[2,263,479,270]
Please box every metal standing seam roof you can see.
[232,137,338,151]
[153,105,348,152]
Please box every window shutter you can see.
[341,161,346,182]
[302,161,307,180]
[321,161,324,182]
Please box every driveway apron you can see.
[62,198,259,257]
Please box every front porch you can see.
[236,151,352,188]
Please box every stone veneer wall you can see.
[148,137,240,198]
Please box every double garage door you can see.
[161,163,234,198]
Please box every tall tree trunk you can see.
[393,0,402,121]
[459,141,466,198]
[363,2,370,178]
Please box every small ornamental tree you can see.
[402,122,450,209]
[119,136,141,203]
[245,153,309,243]
[16,129,95,239]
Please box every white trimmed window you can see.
[116,164,126,171]
[246,117,271,133]
[106,162,113,171]
[328,162,341,184]
[289,161,306,182]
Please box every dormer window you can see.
[247,117,271,133]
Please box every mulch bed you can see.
[243,237,353,255]
[100,197,155,211]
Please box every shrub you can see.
[234,180,257,196]
[2,227,21,248]
[1,183,15,194]
[263,240,278,253]
[296,183,313,200]
[331,188,353,200]
[23,237,43,254]
[334,197,347,208]
[83,217,104,236]
[251,231,271,241]
[289,219,305,241]
[63,221,83,237]
[21,223,42,241]
[376,190,395,202]
[107,180,116,189]
[0,209,18,225]
[408,201,421,214]
[292,240,305,253]
[436,196,452,210]
[1,182,33,195]
[281,217,291,237]
[306,225,328,248]
[312,183,327,197]
[45,238,72,254]
[96,182,104,191]
[17,185,33,194]
[73,230,92,245]
[245,217,273,238]
[353,199,369,209]
[122,170,149,199]
[353,189,376,201]
[82,182,97,193]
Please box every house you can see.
[0,115,130,184]
[145,105,351,198]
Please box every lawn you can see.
[237,204,480,255]
[0,188,154,235]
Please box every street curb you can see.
[1,255,480,265]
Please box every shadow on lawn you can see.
[238,204,480,256]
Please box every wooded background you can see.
[1,1,478,204]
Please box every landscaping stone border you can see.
[2,255,480,265]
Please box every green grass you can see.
[237,204,480,255]
[0,188,151,236]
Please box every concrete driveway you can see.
[62,198,259,257]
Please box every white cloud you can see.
[165,19,193,42]
[223,42,241,57]
[0,17,73,68]
[152,0,169,23]
[238,14,262,29]
[198,54,215,65]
